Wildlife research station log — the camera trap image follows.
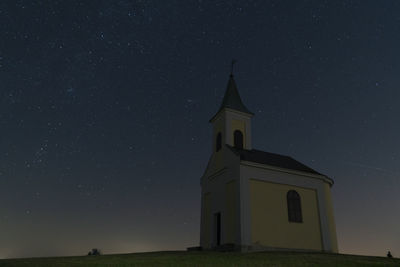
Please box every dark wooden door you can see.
[214,212,221,246]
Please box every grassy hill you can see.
[0,251,399,267]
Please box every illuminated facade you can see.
[200,74,338,252]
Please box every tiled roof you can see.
[227,145,324,176]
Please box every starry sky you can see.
[1,0,399,259]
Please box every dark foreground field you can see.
[0,251,399,267]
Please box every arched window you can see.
[234,130,243,149]
[287,190,302,223]
[216,132,222,152]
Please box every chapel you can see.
[200,73,338,252]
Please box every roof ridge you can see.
[227,145,325,177]
[250,148,291,158]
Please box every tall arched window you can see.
[234,130,243,149]
[287,190,302,223]
[216,132,222,152]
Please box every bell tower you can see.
[209,73,254,152]
[200,69,254,249]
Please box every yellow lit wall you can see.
[249,179,322,250]
[225,180,236,244]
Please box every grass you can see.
[0,251,399,267]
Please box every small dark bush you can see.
[88,248,101,256]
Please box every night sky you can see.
[1,0,399,259]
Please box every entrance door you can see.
[214,212,221,246]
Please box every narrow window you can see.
[234,130,243,149]
[287,190,302,223]
[216,132,222,152]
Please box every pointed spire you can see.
[219,75,253,114]
[210,71,253,122]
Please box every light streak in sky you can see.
[342,161,399,175]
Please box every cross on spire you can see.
[209,62,253,122]
[230,59,237,76]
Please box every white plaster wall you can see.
[224,109,252,150]
[239,162,336,252]
[200,147,241,248]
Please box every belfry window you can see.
[234,130,243,149]
[216,132,222,152]
[287,190,302,223]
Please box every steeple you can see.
[210,74,254,122]
[221,75,253,114]
[209,68,254,151]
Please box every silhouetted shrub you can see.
[88,248,101,256]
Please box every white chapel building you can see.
[200,74,338,252]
